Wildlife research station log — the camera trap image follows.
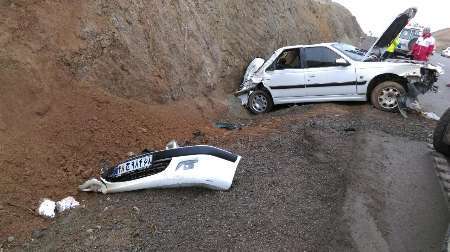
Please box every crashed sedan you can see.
[236,7,443,114]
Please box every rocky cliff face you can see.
[0,0,363,106]
[434,28,450,50]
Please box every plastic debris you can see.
[37,196,79,218]
[214,122,242,130]
[37,199,56,218]
[422,112,440,121]
[80,141,241,193]
[56,196,80,213]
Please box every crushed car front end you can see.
[235,58,266,107]
[388,60,444,95]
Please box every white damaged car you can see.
[236,8,443,114]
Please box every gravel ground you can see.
[10,103,449,251]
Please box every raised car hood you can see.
[364,7,417,59]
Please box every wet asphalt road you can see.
[421,54,450,116]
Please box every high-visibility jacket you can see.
[386,37,400,53]
[412,33,435,61]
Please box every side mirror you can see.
[336,58,350,66]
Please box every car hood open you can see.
[364,7,417,59]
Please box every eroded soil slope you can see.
[434,28,450,50]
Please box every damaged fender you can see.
[79,144,241,193]
[235,58,265,106]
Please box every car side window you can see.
[304,47,341,68]
[274,49,301,70]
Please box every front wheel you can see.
[433,108,450,156]
[247,90,273,114]
[370,81,406,112]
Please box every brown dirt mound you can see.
[0,83,226,241]
[434,28,450,50]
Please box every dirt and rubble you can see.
[1,103,446,251]
[0,0,364,244]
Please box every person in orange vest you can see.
[412,27,435,61]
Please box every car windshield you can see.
[331,43,366,61]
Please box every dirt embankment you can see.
[0,0,363,242]
[434,28,450,50]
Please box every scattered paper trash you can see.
[56,196,80,213]
[37,196,79,219]
[37,199,56,218]
[422,112,440,121]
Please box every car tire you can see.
[433,108,450,157]
[370,81,406,112]
[247,90,273,114]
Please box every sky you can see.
[333,0,448,36]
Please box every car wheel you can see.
[433,108,450,156]
[370,81,406,112]
[247,90,273,114]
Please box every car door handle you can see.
[308,74,316,78]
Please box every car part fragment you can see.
[79,142,241,193]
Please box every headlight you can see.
[176,159,198,171]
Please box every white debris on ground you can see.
[422,112,441,121]
[37,199,56,218]
[56,196,80,213]
[37,196,80,218]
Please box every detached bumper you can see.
[80,145,241,193]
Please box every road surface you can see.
[421,54,450,116]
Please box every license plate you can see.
[114,154,153,177]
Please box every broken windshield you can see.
[331,43,366,61]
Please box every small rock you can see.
[127,152,135,157]
[7,236,15,242]
[86,229,94,234]
[32,229,45,239]
[132,206,140,212]
[96,225,102,230]
[103,206,109,212]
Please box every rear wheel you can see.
[247,90,273,114]
[433,108,450,156]
[370,81,406,112]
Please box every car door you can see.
[265,48,307,98]
[302,46,358,97]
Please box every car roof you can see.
[277,43,337,50]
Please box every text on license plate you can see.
[114,154,153,177]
